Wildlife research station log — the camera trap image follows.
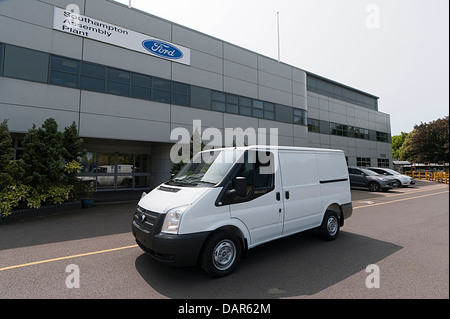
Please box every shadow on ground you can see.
[0,202,137,250]
[135,230,402,298]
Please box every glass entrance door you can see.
[95,153,116,190]
[116,154,133,189]
[78,152,151,191]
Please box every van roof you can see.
[199,145,344,153]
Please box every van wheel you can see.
[200,231,241,278]
[319,211,340,241]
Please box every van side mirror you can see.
[227,177,247,198]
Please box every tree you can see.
[400,116,449,163]
[21,118,64,188]
[62,121,85,163]
[62,121,86,201]
[0,119,14,170]
[391,132,408,160]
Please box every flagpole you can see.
[277,12,281,62]
[128,0,132,8]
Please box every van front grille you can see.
[134,206,161,234]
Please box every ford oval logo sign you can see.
[142,40,184,60]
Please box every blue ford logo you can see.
[142,40,184,60]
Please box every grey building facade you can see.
[0,0,392,191]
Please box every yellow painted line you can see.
[354,190,449,210]
[382,185,449,198]
[0,244,138,272]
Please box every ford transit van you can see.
[132,146,352,277]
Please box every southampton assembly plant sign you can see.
[53,7,191,65]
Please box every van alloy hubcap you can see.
[327,216,338,236]
[213,240,236,271]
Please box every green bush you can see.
[0,184,29,217]
[0,119,86,218]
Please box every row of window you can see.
[49,55,190,105]
[307,74,378,111]
[0,42,307,125]
[345,157,389,167]
[0,42,386,138]
[307,118,390,143]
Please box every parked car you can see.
[367,167,415,188]
[348,166,395,192]
[132,146,352,277]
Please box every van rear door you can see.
[278,150,323,235]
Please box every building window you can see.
[130,72,151,100]
[330,123,343,136]
[308,118,320,133]
[226,94,239,114]
[50,55,80,88]
[377,158,389,168]
[376,131,388,142]
[3,44,49,83]
[80,62,105,93]
[239,96,252,117]
[276,104,294,123]
[212,91,226,112]
[354,127,369,140]
[107,67,130,96]
[0,43,3,76]
[347,126,355,138]
[152,77,171,103]
[357,157,371,167]
[293,109,307,126]
[307,74,378,110]
[252,100,264,118]
[263,102,275,120]
[172,82,189,106]
[190,86,211,110]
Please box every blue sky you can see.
[114,0,449,135]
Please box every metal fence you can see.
[405,171,449,184]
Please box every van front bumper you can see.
[132,220,211,267]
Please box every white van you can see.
[132,146,352,277]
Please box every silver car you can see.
[368,167,415,188]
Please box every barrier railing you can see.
[405,171,449,184]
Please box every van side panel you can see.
[178,188,231,235]
[316,152,352,213]
[278,151,323,235]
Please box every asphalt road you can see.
[0,180,448,299]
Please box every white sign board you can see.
[53,7,191,65]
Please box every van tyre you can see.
[200,231,241,278]
[319,211,340,241]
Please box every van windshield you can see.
[167,149,244,187]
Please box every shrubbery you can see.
[0,118,86,218]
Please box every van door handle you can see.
[285,191,290,200]
[276,192,281,201]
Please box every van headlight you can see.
[161,205,188,234]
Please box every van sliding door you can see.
[278,151,322,235]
